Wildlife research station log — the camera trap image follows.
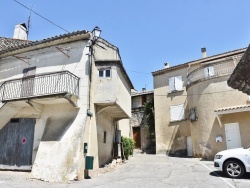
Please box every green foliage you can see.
[144,99,155,137]
[122,137,135,159]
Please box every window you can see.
[170,104,185,121]
[103,131,106,143]
[105,70,111,77]
[169,76,183,92]
[99,70,104,77]
[204,66,215,77]
[99,69,111,78]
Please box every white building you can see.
[0,24,133,182]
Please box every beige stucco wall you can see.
[154,67,191,155]
[87,41,132,169]
[96,112,115,167]
[153,49,248,159]
[187,75,249,159]
[94,62,131,118]
[118,119,131,138]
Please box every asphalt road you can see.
[0,153,249,188]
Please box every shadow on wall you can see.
[41,110,79,141]
[167,122,188,157]
[195,118,225,160]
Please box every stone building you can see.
[130,89,155,153]
[0,23,133,182]
[153,47,250,159]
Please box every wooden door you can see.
[133,127,141,148]
[0,118,35,169]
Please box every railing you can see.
[0,71,79,101]
[186,56,241,88]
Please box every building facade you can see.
[153,48,250,159]
[130,89,155,153]
[0,24,133,182]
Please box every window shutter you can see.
[204,67,209,78]
[175,76,183,91]
[170,104,184,121]
[169,77,175,92]
[170,106,179,121]
[208,66,215,76]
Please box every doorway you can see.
[187,136,193,156]
[0,118,35,170]
[225,122,242,149]
[133,127,141,148]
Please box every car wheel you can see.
[224,160,245,178]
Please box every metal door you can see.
[187,136,193,156]
[225,123,242,149]
[0,118,35,169]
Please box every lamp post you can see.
[85,26,101,179]
[92,26,101,41]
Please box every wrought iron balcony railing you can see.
[0,71,79,102]
[186,56,241,88]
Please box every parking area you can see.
[0,154,249,188]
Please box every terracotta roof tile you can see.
[214,105,250,112]
[0,37,31,52]
[152,47,246,76]
[0,30,89,55]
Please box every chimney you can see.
[13,23,28,40]
[164,62,170,69]
[201,48,207,58]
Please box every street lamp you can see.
[92,26,101,41]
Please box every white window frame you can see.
[204,66,215,78]
[99,69,111,78]
[170,104,185,122]
[169,76,183,93]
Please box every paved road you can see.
[0,154,250,188]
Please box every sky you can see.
[1,0,250,91]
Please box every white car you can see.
[214,147,250,178]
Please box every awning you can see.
[214,105,250,127]
[215,105,250,115]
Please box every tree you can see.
[144,99,155,138]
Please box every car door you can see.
[248,148,250,172]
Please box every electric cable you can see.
[13,0,69,33]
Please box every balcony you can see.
[0,71,79,102]
[186,57,241,89]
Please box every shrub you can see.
[122,137,135,160]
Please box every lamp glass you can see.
[93,26,101,39]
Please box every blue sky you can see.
[1,0,250,91]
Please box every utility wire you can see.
[127,70,151,74]
[13,0,69,33]
[153,89,240,97]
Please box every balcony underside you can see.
[2,93,78,107]
[96,103,130,120]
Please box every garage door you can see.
[0,118,35,170]
[225,122,242,149]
